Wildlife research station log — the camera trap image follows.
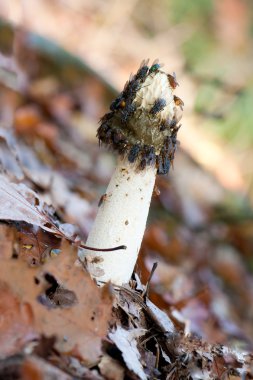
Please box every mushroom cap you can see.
[97,60,183,174]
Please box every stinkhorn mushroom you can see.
[79,59,183,285]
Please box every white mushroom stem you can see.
[79,65,181,285]
[79,158,156,285]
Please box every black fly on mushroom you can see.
[80,59,183,286]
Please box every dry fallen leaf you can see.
[98,354,124,380]
[17,225,61,266]
[0,281,37,357]
[21,355,72,380]
[0,226,113,365]
[35,241,113,364]
[109,326,147,380]
[0,174,58,234]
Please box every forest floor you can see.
[0,3,253,379]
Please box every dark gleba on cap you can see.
[97,59,183,175]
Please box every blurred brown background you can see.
[1,0,253,195]
[1,0,253,349]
